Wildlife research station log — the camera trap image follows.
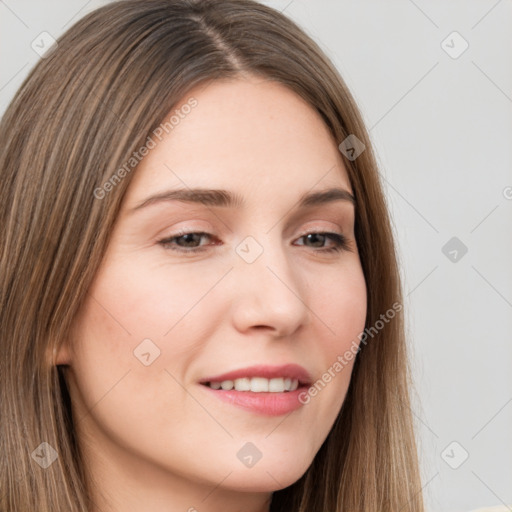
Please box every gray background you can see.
[1,1,511,511]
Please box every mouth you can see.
[197,364,312,416]
[200,376,303,392]
[198,363,312,391]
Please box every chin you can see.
[224,460,311,492]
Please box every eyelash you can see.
[157,230,350,254]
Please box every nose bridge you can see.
[231,231,310,333]
[235,231,294,287]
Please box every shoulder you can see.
[468,507,512,512]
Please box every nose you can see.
[229,237,311,337]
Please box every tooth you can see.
[234,378,251,391]
[220,380,234,390]
[268,377,285,392]
[250,377,269,392]
[208,376,300,392]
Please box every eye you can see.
[157,230,351,254]
[158,231,215,253]
[294,231,350,253]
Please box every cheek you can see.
[67,257,229,421]
[67,277,201,452]
[312,261,367,349]
[302,262,367,412]
[84,254,225,345]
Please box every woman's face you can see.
[60,76,367,509]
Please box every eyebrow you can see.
[130,186,356,212]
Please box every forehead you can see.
[124,76,352,206]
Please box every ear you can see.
[51,340,72,367]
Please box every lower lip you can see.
[199,384,309,416]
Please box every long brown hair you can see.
[0,1,424,510]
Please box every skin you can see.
[57,75,367,512]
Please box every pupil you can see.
[181,234,199,246]
[307,233,324,247]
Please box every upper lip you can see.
[199,364,312,386]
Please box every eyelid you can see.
[295,221,344,237]
[157,229,351,255]
[153,222,213,242]
[158,220,345,242]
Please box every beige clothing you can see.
[469,507,512,512]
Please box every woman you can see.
[0,1,424,511]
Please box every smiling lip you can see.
[198,364,312,386]
[198,364,312,416]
